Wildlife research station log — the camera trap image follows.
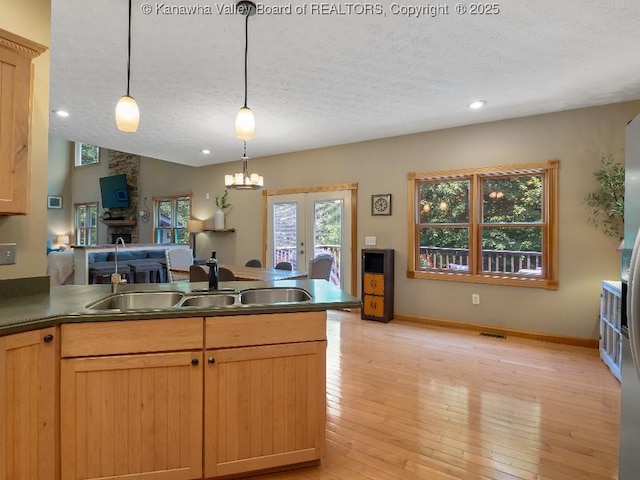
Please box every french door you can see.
[266,189,353,291]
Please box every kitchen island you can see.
[0,280,361,480]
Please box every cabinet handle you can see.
[191,358,199,366]
[208,357,216,365]
[43,334,54,343]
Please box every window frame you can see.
[74,202,98,246]
[74,143,100,167]
[407,160,559,290]
[153,193,192,245]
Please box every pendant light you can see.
[225,140,264,189]
[235,0,256,140]
[226,0,263,190]
[115,0,140,132]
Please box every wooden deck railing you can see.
[274,245,341,285]
[419,246,542,274]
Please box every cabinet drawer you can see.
[206,311,326,349]
[363,273,384,295]
[61,318,203,357]
[363,295,384,317]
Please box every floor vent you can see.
[479,332,507,339]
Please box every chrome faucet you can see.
[111,236,128,293]
[206,250,219,290]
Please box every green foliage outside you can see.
[585,154,624,240]
[418,175,543,267]
[80,144,99,165]
[314,200,342,246]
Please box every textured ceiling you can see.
[49,0,640,167]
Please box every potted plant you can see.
[214,191,232,230]
[585,154,625,241]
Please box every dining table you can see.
[170,264,308,282]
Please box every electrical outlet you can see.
[472,294,480,305]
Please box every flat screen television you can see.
[99,174,130,208]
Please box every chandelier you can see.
[225,0,263,190]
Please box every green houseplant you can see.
[585,154,625,240]
[214,191,232,229]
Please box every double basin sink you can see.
[85,287,312,311]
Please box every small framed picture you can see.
[371,194,392,216]
[47,195,62,209]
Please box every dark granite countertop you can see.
[0,279,362,336]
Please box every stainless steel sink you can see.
[177,294,237,308]
[239,287,312,304]
[86,291,185,311]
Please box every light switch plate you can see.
[0,243,17,265]
[365,236,377,246]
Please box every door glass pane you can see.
[273,202,298,269]
[313,199,343,286]
[481,226,543,274]
[419,227,469,271]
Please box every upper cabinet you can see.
[0,28,46,215]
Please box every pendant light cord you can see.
[126,0,132,96]
[243,11,249,108]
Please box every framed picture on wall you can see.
[371,193,392,216]
[47,195,62,209]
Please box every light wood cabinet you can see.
[0,29,46,215]
[204,312,326,478]
[0,327,58,480]
[60,319,203,480]
[204,341,326,478]
[361,249,394,322]
[12,311,327,480]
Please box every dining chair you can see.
[245,259,262,267]
[218,267,237,281]
[189,264,209,282]
[307,254,333,281]
[274,261,292,271]
[165,248,193,282]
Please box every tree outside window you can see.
[154,195,191,244]
[74,143,100,167]
[408,161,558,289]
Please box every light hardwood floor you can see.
[246,311,621,480]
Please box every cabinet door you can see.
[363,294,384,318]
[204,341,326,478]
[0,327,57,480]
[0,40,33,214]
[363,273,384,295]
[61,351,203,480]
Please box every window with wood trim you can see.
[407,160,559,289]
[153,194,191,244]
[75,202,98,245]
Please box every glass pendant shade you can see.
[115,95,140,132]
[235,107,255,140]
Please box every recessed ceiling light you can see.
[201,149,211,154]
[468,100,486,110]
[52,109,70,117]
